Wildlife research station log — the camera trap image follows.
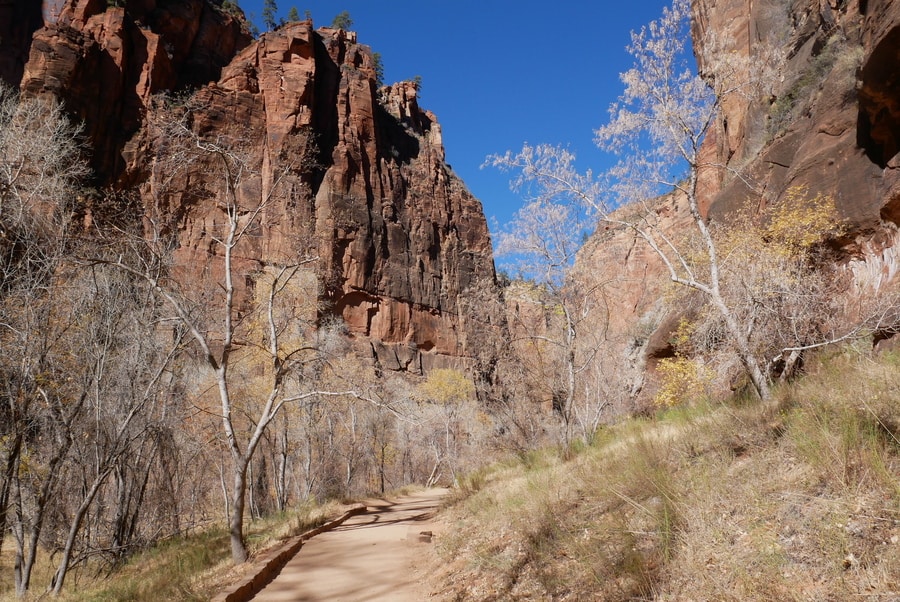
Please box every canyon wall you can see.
[0,0,45,86]
[18,0,251,180]
[574,0,900,401]
[13,0,500,375]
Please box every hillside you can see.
[431,348,900,601]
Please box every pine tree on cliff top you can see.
[262,0,278,30]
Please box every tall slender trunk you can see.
[229,456,249,564]
[685,176,772,403]
[303,434,315,500]
[275,418,288,512]
[50,467,112,595]
[111,466,129,553]
[112,444,154,560]
[564,346,576,445]
[712,294,772,401]
[218,457,230,525]
[0,433,22,560]
[247,461,257,520]
[379,445,386,494]
[14,431,71,597]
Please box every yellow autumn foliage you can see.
[654,356,715,407]
[763,186,843,258]
[418,369,475,405]
[710,186,842,268]
[670,317,696,351]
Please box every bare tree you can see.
[45,266,185,595]
[2,263,192,597]
[100,96,392,563]
[0,82,92,595]
[415,369,480,484]
[495,198,609,443]
[109,193,313,561]
[0,83,196,595]
[489,0,787,401]
[491,0,890,403]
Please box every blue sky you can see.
[240,1,673,232]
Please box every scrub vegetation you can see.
[434,347,900,601]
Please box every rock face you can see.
[691,0,900,233]
[571,192,694,404]
[176,22,496,372]
[19,0,251,179]
[691,0,900,298]
[574,0,900,404]
[17,4,497,374]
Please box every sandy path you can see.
[250,488,449,602]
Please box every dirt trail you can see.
[250,488,449,602]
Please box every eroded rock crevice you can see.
[0,0,44,87]
[858,26,900,168]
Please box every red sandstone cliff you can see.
[16,2,499,374]
[18,0,251,179]
[689,0,900,317]
[573,0,900,401]
[161,23,497,373]
[690,0,900,261]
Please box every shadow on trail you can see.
[335,498,439,532]
[249,488,449,601]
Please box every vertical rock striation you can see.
[16,6,498,373]
[19,0,251,180]
[190,22,497,371]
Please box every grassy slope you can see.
[434,348,900,601]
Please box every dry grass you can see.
[434,347,900,601]
[0,498,347,601]
[2,348,898,601]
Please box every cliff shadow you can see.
[0,0,44,87]
[311,33,341,190]
[858,26,900,169]
[374,102,421,166]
